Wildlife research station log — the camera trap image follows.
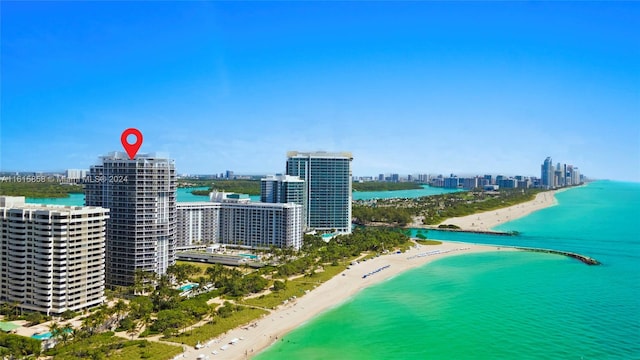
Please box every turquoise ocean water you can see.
[256,181,640,360]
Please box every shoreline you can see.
[435,189,563,231]
[183,188,581,359]
[179,241,507,360]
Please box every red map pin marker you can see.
[121,128,143,160]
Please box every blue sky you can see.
[1,2,639,181]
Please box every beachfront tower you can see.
[261,174,305,204]
[0,196,109,315]
[285,151,353,234]
[541,157,555,189]
[85,152,177,287]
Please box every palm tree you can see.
[6,301,21,320]
[140,313,153,334]
[81,316,94,335]
[48,321,61,347]
[127,319,140,340]
[197,276,207,291]
[95,307,111,331]
[48,321,60,337]
[113,300,128,322]
[59,330,70,345]
[206,264,224,285]
[61,323,74,344]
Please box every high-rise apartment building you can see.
[444,176,460,189]
[260,174,305,204]
[286,151,353,234]
[176,202,220,249]
[572,167,581,186]
[210,191,303,250]
[85,152,176,287]
[66,169,88,182]
[541,157,555,189]
[0,196,108,315]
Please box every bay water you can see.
[256,181,640,359]
[25,186,211,205]
[353,185,460,201]
[26,185,457,205]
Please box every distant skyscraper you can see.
[85,152,176,287]
[541,157,554,189]
[286,151,353,234]
[572,167,581,186]
[66,169,88,182]
[444,176,460,189]
[0,196,109,315]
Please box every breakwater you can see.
[513,246,601,265]
[424,226,516,236]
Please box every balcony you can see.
[7,269,26,277]
[34,289,52,297]
[33,265,52,273]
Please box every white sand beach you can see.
[180,241,505,360]
[437,190,560,231]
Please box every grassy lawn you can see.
[109,341,183,360]
[176,260,210,275]
[166,307,268,346]
[46,332,182,360]
[416,239,443,245]
[242,264,348,309]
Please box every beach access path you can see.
[179,241,505,360]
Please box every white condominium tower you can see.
[211,191,303,250]
[85,152,176,287]
[261,174,305,204]
[286,151,353,234]
[0,196,109,315]
[176,202,220,249]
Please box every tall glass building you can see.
[541,156,555,189]
[85,152,176,287]
[286,151,353,234]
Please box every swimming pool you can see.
[179,283,198,292]
[31,328,72,340]
[239,253,258,260]
[32,332,52,340]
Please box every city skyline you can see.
[2,2,638,182]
